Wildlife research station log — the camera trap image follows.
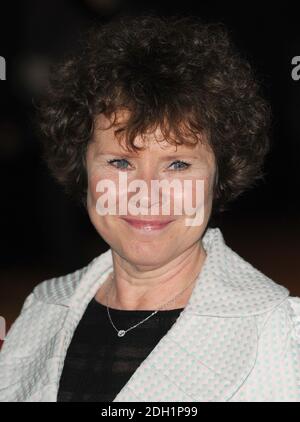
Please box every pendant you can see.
[118,330,126,337]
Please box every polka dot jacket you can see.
[0,227,299,402]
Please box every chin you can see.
[118,239,172,268]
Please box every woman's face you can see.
[86,112,216,269]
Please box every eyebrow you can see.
[95,152,199,160]
[159,155,198,161]
[95,151,140,158]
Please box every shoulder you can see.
[31,260,92,305]
[230,295,300,401]
[254,294,300,346]
[0,250,111,360]
[258,295,300,338]
[254,295,300,375]
[272,295,300,346]
[26,246,113,306]
[31,247,113,305]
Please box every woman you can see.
[0,14,299,402]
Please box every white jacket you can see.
[0,227,299,402]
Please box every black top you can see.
[57,297,185,402]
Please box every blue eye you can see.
[107,159,131,169]
[169,160,191,171]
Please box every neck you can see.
[96,241,207,311]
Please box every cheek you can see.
[172,174,214,213]
[87,169,116,205]
[86,177,112,239]
[86,172,109,224]
[87,174,100,205]
[86,172,120,239]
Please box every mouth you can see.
[120,217,175,232]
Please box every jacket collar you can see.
[34,226,289,317]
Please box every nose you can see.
[131,164,161,214]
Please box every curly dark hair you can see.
[35,13,271,215]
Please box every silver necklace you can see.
[105,271,199,338]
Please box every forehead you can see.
[92,111,211,155]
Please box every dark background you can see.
[0,0,299,334]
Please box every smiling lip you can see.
[121,217,175,231]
